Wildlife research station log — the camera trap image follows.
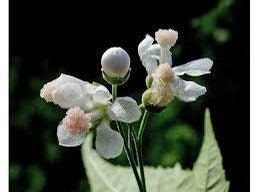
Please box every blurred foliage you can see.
[191,0,234,58]
[10,0,247,191]
[192,0,233,40]
[27,166,46,192]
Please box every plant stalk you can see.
[136,109,149,192]
[112,84,117,101]
[112,84,144,192]
[116,121,144,192]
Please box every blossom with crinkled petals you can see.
[138,29,213,107]
[57,106,92,147]
[40,74,141,159]
[40,74,95,110]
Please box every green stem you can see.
[127,124,138,166]
[137,109,149,192]
[112,84,117,101]
[138,110,149,142]
[128,124,131,150]
[112,84,144,192]
[130,126,140,168]
[138,139,146,192]
[139,103,144,111]
[116,122,144,192]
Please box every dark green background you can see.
[10,0,250,191]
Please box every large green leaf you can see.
[82,109,229,192]
[193,110,230,192]
[82,134,193,192]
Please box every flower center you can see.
[63,107,92,134]
[155,63,174,84]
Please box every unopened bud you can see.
[142,89,167,113]
[101,47,131,85]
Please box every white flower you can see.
[101,47,130,78]
[40,74,94,110]
[41,74,141,159]
[147,64,175,107]
[138,31,213,106]
[57,106,92,147]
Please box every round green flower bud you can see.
[101,47,131,85]
[142,89,166,113]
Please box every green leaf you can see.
[193,109,230,192]
[82,135,193,192]
[82,109,229,192]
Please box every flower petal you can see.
[173,58,213,76]
[142,44,162,74]
[138,35,154,58]
[172,77,207,102]
[84,82,98,94]
[138,35,174,75]
[55,74,86,87]
[52,83,87,109]
[57,122,86,147]
[147,44,161,57]
[141,44,160,75]
[95,120,124,159]
[138,37,159,74]
[93,84,112,102]
[84,82,112,104]
[141,56,159,74]
[40,74,88,103]
[107,97,141,123]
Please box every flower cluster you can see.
[138,29,213,111]
[40,28,213,160]
[40,74,141,159]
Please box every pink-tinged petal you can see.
[40,80,56,102]
[57,123,86,147]
[57,107,92,147]
[63,107,92,134]
[40,74,90,107]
